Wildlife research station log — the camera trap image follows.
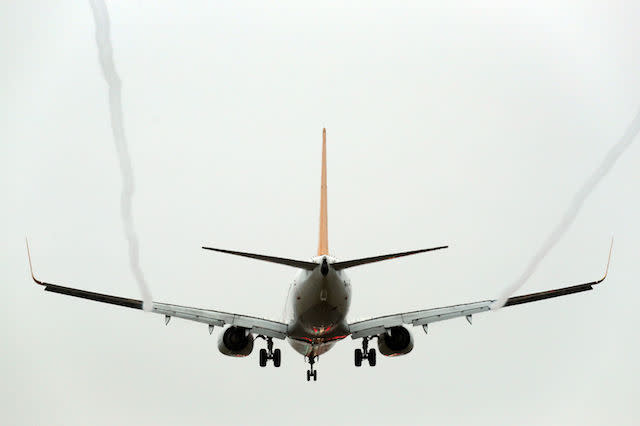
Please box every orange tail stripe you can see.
[317,128,329,256]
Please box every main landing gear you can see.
[257,336,281,368]
[306,356,318,381]
[354,337,376,367]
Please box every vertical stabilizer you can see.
[317,128,329,255]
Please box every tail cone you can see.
[321,258,329,276]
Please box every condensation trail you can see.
[491,107,640,310]
[88,0,153,311]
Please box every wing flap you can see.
[349,301,492,339]
[153,303,287,339]
[408,302,492,326]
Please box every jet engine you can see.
[377,326,414,356]
[218,326,254,357]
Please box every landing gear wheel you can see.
[257,336,281,368]
[355,337,377,367]
[306,370,317,381]
[354,349,363,367]
[259,348,267,367]
[368,348,376,367]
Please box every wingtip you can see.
[25,237,44,286]
[425,245,449,252]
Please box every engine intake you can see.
[218,326,254,357]
[377,326,414,356]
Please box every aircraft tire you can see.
[368,348,376,367]
[273,349,281,367]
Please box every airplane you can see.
[27,128,612,381]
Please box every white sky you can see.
[2,1,639,425]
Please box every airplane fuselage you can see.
[285,256,351,357]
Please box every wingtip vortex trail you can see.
[88,0,153,311]
[492,107,640,311]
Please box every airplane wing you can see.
[349,243,612,339]
[27,243,288,340]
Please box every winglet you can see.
[596,237,614,284]
[26,238,44,286]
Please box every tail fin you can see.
[317,128,329,256]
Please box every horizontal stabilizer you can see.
[332,246,448,270]
[202,247,318,270]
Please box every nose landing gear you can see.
[306,356,318,381]
[257,336,281,367]
[354,337,376,367]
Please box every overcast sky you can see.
[2,1,640,425]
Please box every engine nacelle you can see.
[218,326,254,357]
[377,326,414,356]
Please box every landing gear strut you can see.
[257,336,281,368]
[306,356,318,381]
[354,337,376,367]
